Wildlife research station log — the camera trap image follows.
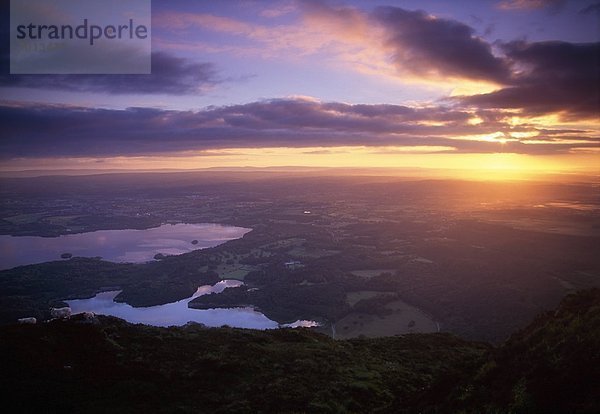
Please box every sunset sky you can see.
[1,0,599,178]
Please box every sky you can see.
[1,0,599,178]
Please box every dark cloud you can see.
[0,52,219,95]
[579,2,600,15]
[1,98,596,159]
[0,99,464,157]
[458,41,600,118]
[208,100,477,135]
[372,6,509,83]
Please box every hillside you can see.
[454,288,600,413]
[1,289,598,413]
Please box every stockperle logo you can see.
[10,0,151,74]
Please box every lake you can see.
[0,223,251,270]
[67,280,319,329]
[2,222,319,329]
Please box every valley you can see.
[1,171,598,343]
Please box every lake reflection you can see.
[0,223,251,270]
[67,280,319,329]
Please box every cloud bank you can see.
[458,41,600,119]
[154,3,598,121]
[0,2,597,163]
[1,98,596,159]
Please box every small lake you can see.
[67,280,319,329]
[0,223,251,270]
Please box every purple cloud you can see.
[458,41,600,118]
[496,0,566,12]
[1,98,597,159]
[372,6,510,83]
[0,52,219,95]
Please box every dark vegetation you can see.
[1,289,598,413]
[457,288,600,413]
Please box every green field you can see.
[346,290,395,306]
[219,267,255,280]
[335,298,438,339]
[350,269,396,278]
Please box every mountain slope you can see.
[1,289,598,413]
[454,288,600,413]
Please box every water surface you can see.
[67,280,319,329]
[0,223,250,270]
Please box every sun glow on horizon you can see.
[2,146,597,181]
